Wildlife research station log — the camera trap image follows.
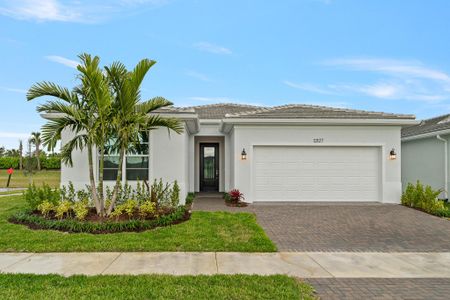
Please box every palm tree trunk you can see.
[36,144,41,171]
[98,146,105,216]
[87,144,101,214]
[107,146,125,216]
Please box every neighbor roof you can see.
[224,104,415,120]
[402,114,450,138]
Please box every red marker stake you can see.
[6,168,13,188]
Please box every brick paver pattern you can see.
[193,195,450,252]
[306,278,450,300]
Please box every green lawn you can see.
[0,169,60,188]
[0,274,315,300]
[0,196,276,252]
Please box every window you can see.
[126,131,149,181]
[101,131,149,181]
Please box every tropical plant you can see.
[27,53,111,215]
[104,59,183,215]
[37,200,55,218]
[55,200,72,219]
[29,132,42,170]
[139,200,156,218]
[228,189,245,203]
[401,181,445,215]
[72,199,89,220]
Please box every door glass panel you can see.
[203,147,215,180]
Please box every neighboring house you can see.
[402,114,450,199]
[44,103,417,203]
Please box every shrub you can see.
[24,184,60,210]
[41,155,61,169]
[55,200,73,219]
[72,200,89,221]
[228,189,245,203]
[0,157,19,168]
[170,180,180,207]
[37,200,55,218]
[139,201,156,218]
[401,181,446,215]
[110,199,137,219]
[185,193,195,206]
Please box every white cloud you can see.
[0,86,27,93]
[45,55,78,68]
[186,70,212,82]
[324,58,450,83]
[193,42,232,55]
[0,0,169,23]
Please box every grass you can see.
[0,196,276,252]
[0,274,315,300]
[0,169,60,188]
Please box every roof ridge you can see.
[225,103,415,118]
[185,103,263,110]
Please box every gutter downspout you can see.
[437,135,448,199]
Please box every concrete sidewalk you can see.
[1,252,450,278]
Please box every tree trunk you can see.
[87,144,101,214]
[19,142,23,171]
[107,146,125,216]
[36,143,41,171]
[98,146,105,216]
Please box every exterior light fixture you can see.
[389,148,397,160]
[241,148,247,160]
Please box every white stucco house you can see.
[402,114,450,199]
[55,103,417,204]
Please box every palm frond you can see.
[137,97,173,114]
[145,115,184,134]
[60,134,89,167]
[27,81,77,103]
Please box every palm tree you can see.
[27,53,112,215]
[29,132,42,170]
[105,59,183,215]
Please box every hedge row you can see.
[9,206,189,234]
[0,156,61,169]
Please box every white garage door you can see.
[253,146,380,202]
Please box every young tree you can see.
[29,132,42,170]
[104,59,183,215]
[18,140,23,170]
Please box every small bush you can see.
[55,200,73,220]
[24,184,60,210]
[185,193,195,206]
[139,201,156,218]
[401,181,447,216]
[72,200,89,221]
[170,180,180,207]
[37,200,55,218]
[0,157,19,168]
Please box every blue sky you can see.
[1,0,450,149]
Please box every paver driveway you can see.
[193,196,450,252]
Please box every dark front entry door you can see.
[200,143,219,192]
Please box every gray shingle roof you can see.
[188,103,263,119]
[402,114,450,138]
[225,104,415,120]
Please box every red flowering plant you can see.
[224,189,247,207]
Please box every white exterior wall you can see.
[150,125,189,204]
[231,125,403,203]
[402,134,449,198]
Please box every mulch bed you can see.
[225,201,249,207]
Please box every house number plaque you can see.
[313,138,324,143]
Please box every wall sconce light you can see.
[241,148,247,160]
[389,148,397,160]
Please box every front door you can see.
[200,143,219,192]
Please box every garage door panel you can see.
[253,146,380,202]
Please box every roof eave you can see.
[402,128,450,142]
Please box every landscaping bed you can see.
[0,195,276,252]
[401,181,450,219]
[0,274,315,300]
[9,206,190,234]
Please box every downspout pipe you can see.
[436,135,448,199]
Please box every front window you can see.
[101,131,149,181]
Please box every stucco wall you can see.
[232,125,403,203]
[402,135,449,198]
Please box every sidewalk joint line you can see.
[304,253,335,278]
[101,253,122,275]
[214,252,219,273]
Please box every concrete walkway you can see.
[1,252,449,277]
